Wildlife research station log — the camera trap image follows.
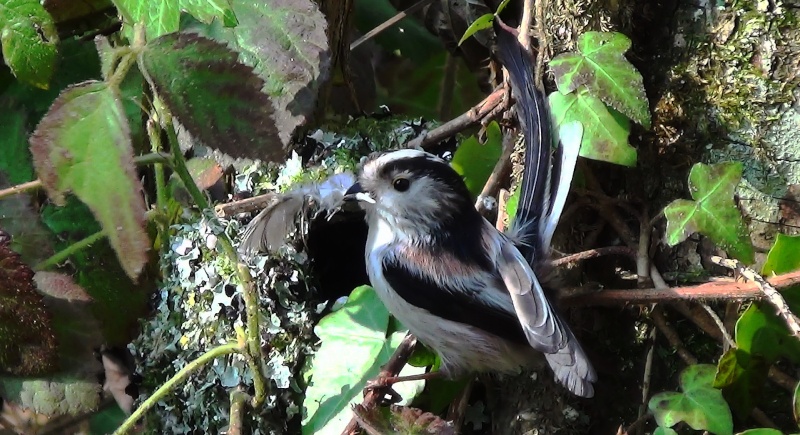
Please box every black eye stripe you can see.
[380,156,468,194]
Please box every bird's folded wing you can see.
[497,239,568,353]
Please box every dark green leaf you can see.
[451,121,503,197]
[713,348,768,419]
[89,404,127,434]
[735,292,800,364]
[113,0,236,41]
[762,233,800,276]
[654,428,679,435]
[140,32,283,161]
[737,430,784,435]
[663,162,754,264]
[549,89,636,166]
[29,81,149,279]
[0,0,59,88]
[649,364,733,435]
[183,0,329,148]
[549,32,650,127]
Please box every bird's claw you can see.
[364,378,403,405]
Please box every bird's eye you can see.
[392,177,410,192]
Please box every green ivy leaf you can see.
[549,88,636,167]
[451,121,503,198]
[139,32,283,161]
[663,162,754,264]
[29,81,149,280]
[183,0,329,148]
[112,0,236,41]
[302,286,425,434]
[762,234,800,276]
[713,348,768,419]
[649,364,733,435]
[735,289,800,364]
[549,32,650,128]
[654,428,679,435]
[0,0,59,89]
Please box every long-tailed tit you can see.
[341,27,596,397]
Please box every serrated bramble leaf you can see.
[451,121,503,197]
[762,233,800,276]
[140,32,283,161]
[302,286,424,435]
[112,0,236,41]
[184,0,329,148]
[549,89,636,166]
[0,0,59,89]
[459,14,494,46]
[550,32,650,128]
[663,162,754,264]
[29,81,149,279]
[649,364,733,435]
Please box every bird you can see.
[343,144,595,398]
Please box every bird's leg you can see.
[364,371,445,405]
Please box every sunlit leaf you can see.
[550,32,650,128]
[649,364,733,435]
[549,89,636,166]
[663,162,754,264]
[302,286,425,434]
[112,0,236,41]
[736,430,784,435]
[140,32,283,161]
[458,14,494,46]
[793,379,800,429]
[762,233,800,276]
[0,0,59,88]
[29,81,149,279]
[451,121,503,197]
[184,0,329,148]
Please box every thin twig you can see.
[34,230,105,271]
[700,304,735,348]
[550,246,637,268]
[711,256,800,339]
[215,192,279,217]
[619,411,652,435]
[446,378,474,434]
[534,0,548,87]
[342,334,418,435]
[518,0,534,53]
[652,306,698,365]
[559,269,800,306]
[496,189,510,232]
[0,152,171,201]
[475,132,515,215]
[228,388,250,435]
[114,343,241,434]
[0,180,42,200]
[406,87,506,149]
[350,0,435,51]
[636,326,657,435]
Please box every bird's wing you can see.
[496,235,567,353]
[381,250,530,346]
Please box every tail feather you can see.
[544,329,597,398]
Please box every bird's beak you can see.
[343,182,375,204]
